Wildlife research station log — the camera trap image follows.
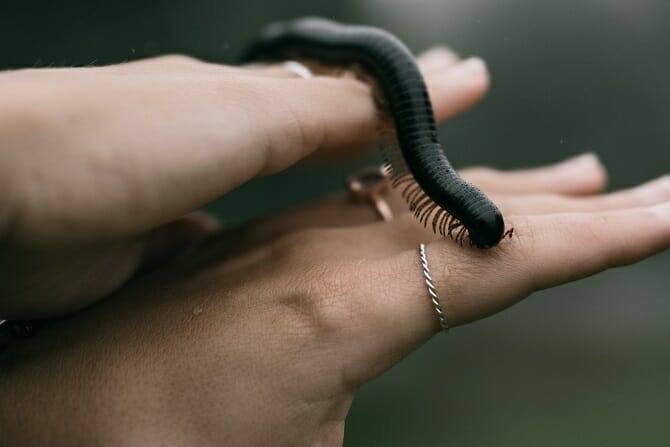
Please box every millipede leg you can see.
[419,203,438,226]
[455,226,467,246]
[448,220,462,238]
[392,174,413,187]
[431,210,443,234]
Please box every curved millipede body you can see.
[241,17,509,248]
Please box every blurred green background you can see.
[2,0,668,445]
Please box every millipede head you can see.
[463,209,506,249]
[382,142,508,249]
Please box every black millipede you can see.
[240,17,512,248]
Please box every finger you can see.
[422,56,489,122]
[381,154,607,220]
[363,175,670,253]
[339,202,670,385]
[416,46,460,73]
[408,204,670,329]
[460,152,608,196]
[247,46,487,123]
[495,175,670,215]
[234,163,617,247]
[512,204,670,289]
[416,46,489,121]
[134,49,485,133]
[248,152,607,242]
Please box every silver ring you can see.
[418,243,449,332]
[282,60,313,79]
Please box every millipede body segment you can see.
[241,17,508,248]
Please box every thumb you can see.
[0,212,220,319]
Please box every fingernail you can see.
[637,175,670,202]
[649,201,670,222]
[418,46,459,69]
[460,57,487,74]
[557,152,601,170]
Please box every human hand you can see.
[0,47,489,318]
[2,155,668,446]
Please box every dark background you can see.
[2,1,668,445]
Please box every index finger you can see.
[334,202,670,385]
[6,50,488,245]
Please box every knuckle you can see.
[588,214,624,267]
[501,216,541,284]
[266,95,323,173]
[279,103,309,153]
[280,259,357,338]
[269,227,361,337]
[504,216,538,262]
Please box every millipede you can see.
[241,17,512,248]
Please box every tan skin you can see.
[1,47,670,446]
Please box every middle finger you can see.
[238,158,622,245]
